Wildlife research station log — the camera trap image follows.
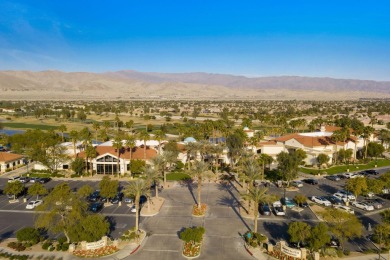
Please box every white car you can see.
[343,173,357,179]
[311,196,332,207]
[334,205,355,214]
[337,190,356,201]
[26,200,42,209]
[333,193,349,203]
[351,201,374,211]
[8,176,20,183]
[291,181,303,188]
[130,204,137,213]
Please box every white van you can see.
[8,176,20,183]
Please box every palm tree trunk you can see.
[135,196,140,233]
[144,141,146,159]
[163,170,167,188]
[155,185,159,198]
[254,203,259,233]
[197,177,202,209]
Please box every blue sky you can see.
[0,1,390,80]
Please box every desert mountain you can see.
[0,70,389,100]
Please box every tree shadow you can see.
[179,179,197,205]
[318,183,339,194]
[0,230,15,241]
[218,194,251,231]
[105,216,117,234]
[262,222,289,244]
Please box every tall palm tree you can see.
[85,145,96,176]
[243,159,261,192]
[154,130,165,153]
[58,125,67,142]
[69,130,79,157]
[124,179,148,234]
[352,125,364,160]
[125,134,136,177]
[92,122,100,142]
[331,130,345,164]
[151,155,166,188]
[241,186,272,233]
[184,142,198,170]
[112,135,123,176]
[363,126,375,159]
[187,161,211,210]
[138,130,150,160]
[144,165,160,198]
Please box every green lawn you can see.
[2,122,59,130]
[300,159,390,175]
[167,172,191,181]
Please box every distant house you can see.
[274,126,363,165]
[0,152,25,173]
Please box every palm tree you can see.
[187,161,211,210]
[69,130,79,157]
[243,159,261,192]
[125,120,134,134]
[151,155,167,188]
[331,130,345,164]
[124,134,136,177]
[58,125,67,142]
[85,145,96,176]
[92,122,100,142]
[363,126,375,159]
[144,165,160,198]
[184,142,198,170]
[352,125,364,160]
[154,130,165,153]
[241,186,272,233]
[123,179,148,234]
[138,130,150,160]
[112,135,123,176]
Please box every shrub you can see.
[175,161,184,170]
[180,226,205,243]
[7,241,26,251]
[57,236,67,244]
[70,174,79,178]
[56,244,62,251]
[16,227,40,245]
[61,243,69,251]
[42,242,52,250]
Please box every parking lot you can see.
[0,167,389,257]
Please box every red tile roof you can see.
[77,146,157,160]
[0,152,24,162]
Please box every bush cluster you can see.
[0,251,29,260]
[244,231,267,248]
[7,242,26,252]
[180,226,205,243]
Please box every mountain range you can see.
[0,70,389,100]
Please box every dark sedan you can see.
[89,202,104,213]
[324,196,343,206]
[38,177,51,184]
[259,203,271,216]
[302,179,318,185]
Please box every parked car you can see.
[325,175,340,181]
[110,193,123,204]
[26,200,43,209]
[273,206,285,216]
[29,177,39,183]
[351,201,374,211]
[291,181,303,188]
[364,200,383,209]
[259,203,271,216]
[303,179,318,185]
[88,190,101,202]
[343,173,357,179]
[334,205,354,214]
[333,193,349,203]
[124,197,133,204]
[89,202,104,213]
[296,200,309,208]
[310,196,332,206]
[8,176,20,183]
[365,169,380,175]
[337,174,348,179]
[373,198,385,205]
[281,197,296,208]
[364,192,375,198]
[323,196,343,206]
[130,204,137,213]
[38,177,51,184]
[338,190,356,200]
[19,177,30,183]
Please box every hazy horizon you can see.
[1,1,390,81]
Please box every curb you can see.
[140,198,165,217]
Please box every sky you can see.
[0,1,390,80]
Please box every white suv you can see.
[8,176,20,183]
